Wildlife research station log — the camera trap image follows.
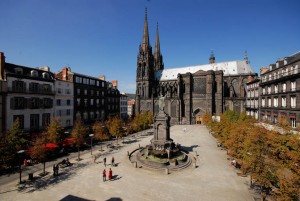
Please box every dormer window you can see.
[31,70,38,77]
[42,72,49,79]
[14,67,23,75]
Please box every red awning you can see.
[62,138,76,147]
[273,114,278,117]
[45,143,59,150]
[290,115,296,118]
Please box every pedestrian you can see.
[108,168,113,181]
[103,157,106,167]
[94,155,97,163]
[111,156,115,167]
[24,159,27,166]
[102,169,106,182]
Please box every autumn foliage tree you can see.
[107,116,124,144]
[30,133,48,175]
[46,117,64,146]
[71,119,88,160]
[92,121,110,149]
[208,110,300,200]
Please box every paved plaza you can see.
[0,125,256,201]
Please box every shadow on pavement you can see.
[60,194,96,201]
[17,162,89,193]
[180,145,199,152]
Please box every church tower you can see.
[136,8,154,99]
[154,23,164,71]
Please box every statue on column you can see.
[158,94,166,111]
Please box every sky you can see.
[1,0,299,93]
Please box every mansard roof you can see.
[154,60,255,81]
[5,63,55,81]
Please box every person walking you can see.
[108,168,112,181]
[111,156,115,167]
[53,164,56,176]
[103,157,106,167]
[102,169,106,182]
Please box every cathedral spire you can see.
[154,22,164,71]
[209,50,215,64]
[142,7,150,51]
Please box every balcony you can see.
[8,87,55,95]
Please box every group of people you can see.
[102,168,113,182]
[103,156,115,167]
[101,156,116,182]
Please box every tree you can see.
[107,116,124,144]
[92,121,110,150]
[202,112,212,127]
[46,117,64,146]
[71,119,88,160]
[30,133,48,175]
[0,118,29,169]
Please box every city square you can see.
[0,125,256,201]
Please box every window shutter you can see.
[10,97,15,109]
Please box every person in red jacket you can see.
[102,169,106,182]
[108,168,112,181]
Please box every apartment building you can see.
[259,51,300,128]
[246,77,260,119]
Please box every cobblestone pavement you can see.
[0,125,256,201]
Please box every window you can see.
[58,110,62,116]
[291,81,296,91]
[83,112,88,120]
[66,109,71,116]
[268,98,271,107]
[67,99,71,106]
[57,88,62,94]
[84,99,88,107]
[282,83,286,92]
[97,91,99,96]
[29,82,39,92]
[77,98,81,106]
[11,97,25,109]
[75,77,82,83]
[12,81,26,92]
[282,97,286,107]
[42,72,49,79]
[13,115,24,129]
[29,98,40,109]
[262,88,265,95]
[262,98,265,107]
[274,98,278,107]
[291,96,296,108]
[91,90,94,96]
[30,114,39,130]
[267,86,271,94]
[274,85,278,93]
[43,98,53,108]
[77,88,80,95]
[90,99,94,106]
[31,70,38,77]
[84,89,87,95]
[14,67,23,74]
[42,84,51,93]
[57,99,61,106]
[65,89,71,94]
[291,118,296,128]
[42,113,50,128]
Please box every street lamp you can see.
[17,150,25,184]
[89,134,94,155]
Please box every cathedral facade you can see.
[135,10,257,125]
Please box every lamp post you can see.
[17,150,25,184]
[89,134,94,155]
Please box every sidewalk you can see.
[0,126,256,201]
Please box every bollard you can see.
[165,168,169,175]
[133,162,137,168]
[193,162,197,168]
[127,151,129,156]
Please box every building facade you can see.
[54,79,74,128]
[55,67,120,125]
[259,52,300,128]
[120,93,128,119]
[246,77,260,119]
[0,52,55,131]
[135,10,256,125]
